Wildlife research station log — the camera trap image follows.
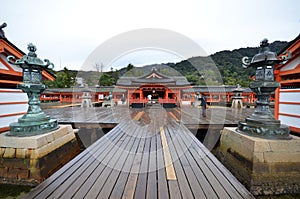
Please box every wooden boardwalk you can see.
[24,107,254,199]
[44,106,254,129]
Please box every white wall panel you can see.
[0,115,23,129]
[279,115,300,128]
[0,91,28,103]
[280,89,300,102]
[279,104,300,116]
[0,104,28,115]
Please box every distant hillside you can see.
[210,40,288,86]
[169,40,288,86]
[46,41,288,88]
[118,63,182,77]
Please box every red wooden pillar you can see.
[274,69,281,119]
[165,89,169,99]
[140,89,143,99]
[59,93,62,103]
[274,87,280,119]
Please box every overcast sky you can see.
[1,0,299,71]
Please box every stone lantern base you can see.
[0,125,80,186]
[217,127,300,196]
[9,119,59,137]
[8,83,59,137]
[238,121,290,140]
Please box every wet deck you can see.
[24,106,254,198]
[44,105,254,129]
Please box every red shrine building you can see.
[115,67,256,107]
[116,67,192,107]
[274,34,300,134]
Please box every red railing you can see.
[130,98,148,104]
[40,96,60,101]
[158,98,177,104]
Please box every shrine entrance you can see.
[141,85,166,100]
[116,67,192,107]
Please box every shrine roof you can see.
[183,85,253,93]
[116,67,190,87]
[44,86,126,93]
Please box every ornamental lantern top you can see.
[233,84,244,92]
[242,39,282,82]
[7,43,54,84]
[0,22,7,38]
[242,39,280,69]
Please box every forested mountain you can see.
[44,41,288,88]
[168,41,288,86]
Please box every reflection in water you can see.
[76,128,110,149]
[44,106,255,150]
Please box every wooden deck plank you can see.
[122,127,147,199]
[167,124,207,199]
[71,123,133,199]
[168,177,182,199]
[109,160,134,199]
[168,112,180,122]
[84,123,139,198]
[176,122,254,199]
[134,133,151,199]
[146,135,158,199]
[109,131,142,199]
[97,124,141,198]
[164,126,194,199]
[54,124,131,198]
[160,127,177,180]
[24,107,254,199]
[44,106,254,128]
[133,111,144,121]
[156,135,170,199]
[179,124,254,199]
[166,120,219,199]
[176,125,232,199]
[173,134,218,198]
[25,122,126,199]
[68,124,130,199]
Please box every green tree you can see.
[126,63,134,72]
[186,74,199,85]
[43,67,75,88]
[98,73,115,86]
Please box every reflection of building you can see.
[41,69,258,108]
[0,32,55,133]
[274,34,300,134]
[42,85,257,107]
[183,86,255,106]
[75,77,84,87]
[41,86,126,104]
[231,84,244,108]
[81,89,93,108]
[116,67,191,108]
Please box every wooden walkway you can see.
[44,106,254,129]
[24,107,254,199]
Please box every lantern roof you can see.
[250,39,280,68]
[7,43,53,70]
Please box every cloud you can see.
[1,0,299,71]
